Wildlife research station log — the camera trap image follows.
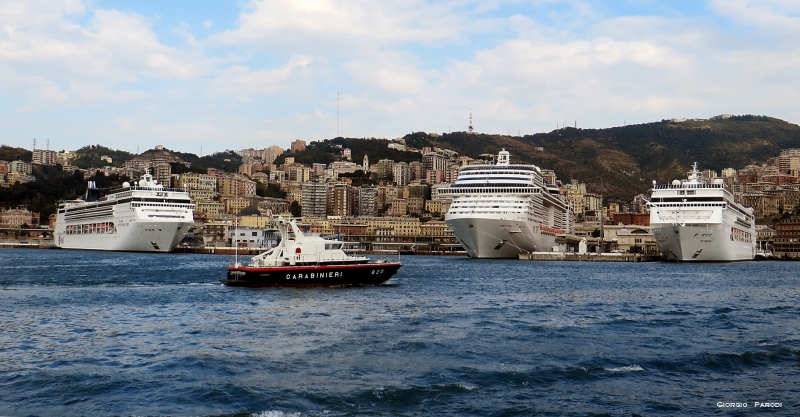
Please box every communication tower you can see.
[468,110,474,133]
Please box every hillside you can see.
[404,116,800,201]
[71,145,135,169]
[4,115,800,221]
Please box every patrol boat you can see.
[223,217,401,287]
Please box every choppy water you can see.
[0,249,798,416]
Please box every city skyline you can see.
[1,0,799,155]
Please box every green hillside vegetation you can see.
[70,145,135,169]
[277,137,420,166]
[0,167,124,222]
[413,116,800,201]
[165,149,243,173]
[4,115,800,221]
[0,145,32,162]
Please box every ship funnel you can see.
[497,149,510,166]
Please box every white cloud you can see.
[208,55,328,102]
[212,0,465,52]
[0,0,207,109]
[2,1,800,152]
[708,0,800,32]
[343,50,437,95]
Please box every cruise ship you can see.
[442,150,572,258]
[647,163,756,261]
[55,172,195,252]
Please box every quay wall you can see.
[519,252,662,262]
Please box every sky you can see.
[1,0,799,155]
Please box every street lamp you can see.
[586,176,605,253]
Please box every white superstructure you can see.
[647,163,756,261]
[55,172,195,252]
[442,150,572,258]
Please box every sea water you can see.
[0,249,797,416]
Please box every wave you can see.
[435,383,480,391]
[251,411,303,417]
[604,364,644,373]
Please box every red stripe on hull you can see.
[222,262,401,287]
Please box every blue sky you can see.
[1,0,799,155]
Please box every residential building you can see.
[393,162,410,186]
[611,213,650,226]
[152,163,172,187]
[741,193,780,219]
[377,159,395,180]
[32,149,58,166]
[355,187,379,217]
[406,183,430,200]
[0,207,40,228]
[195,201,225,217]
[425,170,444,184]
[224,197,252,215]
[773,216,800,258]
[564,180,587,216]
[301,181,328,218]
[425,199,451,216]
[263,145,284,165]
[9,160,32,174]
[386,198,409,217]
[179,172,218,201]
[269,170,286,182]
[409,161,424,181]
[256,198,291,216]
[291,139,306,153]
[406,197,425,215]
[422,152,448,172]
[219,174,256,198]
[238,163,253,177]
[328,182,354,217]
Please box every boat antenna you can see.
[234,185,239,267]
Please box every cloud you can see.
[0,0,207,109]
[211,0,465,52]
[2,1,800,152]
[208,55,328,102]
[708,0,800,32]
[343,50,438,95]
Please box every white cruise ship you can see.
[442,150,572,258]
[647,163,756,261]
[55,172,195,252]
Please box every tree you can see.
[290,201,301,217]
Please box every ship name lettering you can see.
[286,271,341,280]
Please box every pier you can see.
[519,252,661,262]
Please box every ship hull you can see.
[223,262,402,287]
[56,220,193,252]
[651,223,756,262]
[445,217,556,259]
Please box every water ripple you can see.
[0,250,797,416]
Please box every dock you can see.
[519,252,662,262]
